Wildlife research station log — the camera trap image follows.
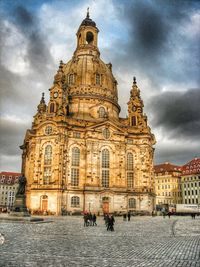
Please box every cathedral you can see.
[21,11,156,215]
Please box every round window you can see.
[86,31,94,44]
[102,128,110,139]
[45,126,52,135]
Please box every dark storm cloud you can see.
[14,5,34,27]
[126,1,169,55]
[0,118,28,157]
[12,6,54,73]
[112,0,200,85]
[148,88,200,139]
[0,5,55,171]
[154,141,200,165]
[0,65,19,101]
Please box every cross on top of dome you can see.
[80,8,96,27]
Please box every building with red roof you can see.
[0,172,20,210]
[154,162,182,208]
[181,158,200,205]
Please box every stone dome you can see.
[49,13,121,121]
[62,56,118,105]
[60,13,120,114]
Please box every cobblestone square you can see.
[0,216,200,267]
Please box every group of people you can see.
[191,213,196,219]
[83,212,97,226]
[104,214,115,231]
[123,211,131,221]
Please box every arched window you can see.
[43,145,52,185]
[50,103,54,113]
[102,149,110,187]
[99,107,105,118]
[68,74,74,85]
[71,147,80,186]
[96,73,100,85]
[131,116,136,126]
[127,152,134,188]
[86,31,94,44]
[71,196,80,207]
[129,198,136,209]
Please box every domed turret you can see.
[56,10,120,120]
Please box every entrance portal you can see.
[41,195,48,211]
[102,202,109,214]
[102,197,109,214]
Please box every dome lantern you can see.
[76,8,99,53]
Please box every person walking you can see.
[83,213,88,227]
[107,215,111,231]
[127,211,131,221]
[92,214,97,226]
[104,213,109,227]
[123,213,127,221]
[89,212,93,226]
[110,215,115,231]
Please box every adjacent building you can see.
[154,163,182,207]
[181,158,200,205]
[0,172,20,210]
[20,11,156,215]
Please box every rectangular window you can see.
[131,116,136,126]
[96,73,100,85]
[73,132,81,138]
[71,168,79,186]
[102,170,109,187]
[68,74,74,85]
[102,154,109,168]
[127,172,133,188]
[43,167,51,184]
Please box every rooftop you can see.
[182,158,200,175]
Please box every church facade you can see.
[21,12,156,215]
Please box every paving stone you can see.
[0,216,199,267]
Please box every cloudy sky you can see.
[0,0,200,172]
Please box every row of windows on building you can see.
[157,185,181,190]
[70,196,137,208]
[67,73,102,85]
[182,176,200,181]
[184,190,199,195]
[158,200,182,205]
[0,178,18,183]
[49,101,108,119]
[184,198,199,204]
[157,192,182,197]
[183,182,200,187]
[42,145,134,188]
[0,186,16,190]
[156,179,180,183]
[0,192,15,206]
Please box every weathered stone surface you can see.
[0,216,199,266]
[21,13,156,215]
